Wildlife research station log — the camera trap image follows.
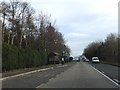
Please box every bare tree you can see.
[1,1,10,42]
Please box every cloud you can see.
[67,33,88,38]
[4,0,118,56]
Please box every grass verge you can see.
[101,61,120,67]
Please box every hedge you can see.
[2,43,47,72]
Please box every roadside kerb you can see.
[0,67,54,81]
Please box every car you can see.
[85,58,89,62]
[83,56,89,62]
[92,57,100,63]
[76,57,80,62]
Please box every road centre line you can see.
[36,83,45,88]
[89,64,120,87]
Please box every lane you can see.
[2,62,75,88]
[89,62,119,84]
[40,62,119,88]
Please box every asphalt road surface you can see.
[89,62,120,84]
[2,62,75,88]
[2,61,120,88]
[40,62,119,88]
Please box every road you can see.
[2,61,120,88]
[2,62,75,88]
[89,62,120,84]
[39,62,119,88]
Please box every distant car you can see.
[92,57,100,63]
[76,58,80,62]
[85,58,89,62]
[83,56,89,62]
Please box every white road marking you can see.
[36,83,45,88]
[57,65,68,68]
[0,65,67,81]
[114,79,120,83]
[89,64,120,87]
[0,67,54,81]
[101,71,105,74]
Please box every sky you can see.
[4,0,119,56]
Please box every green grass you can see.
[101,61,120,67]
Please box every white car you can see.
[92,57,100,63]
[85,59,89,62]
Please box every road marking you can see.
[36,83,45,88]
[89,64,120,87]
[101,71,105,74]
[0,67,54,81]
[114,79,120,83]
[0,64,67,81]
[57,65,68,68]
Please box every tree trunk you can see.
[2,30,4,42]
[19,34,22,48]
[25,37,28,48]
[8,32,10,44]
[11,35,14,45]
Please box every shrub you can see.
[2,43,48,72]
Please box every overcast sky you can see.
[4,0,119,56]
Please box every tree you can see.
[83,41,102,60]
[1,0,71,71]
[1,1,10,42]
[83,33,119,65]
